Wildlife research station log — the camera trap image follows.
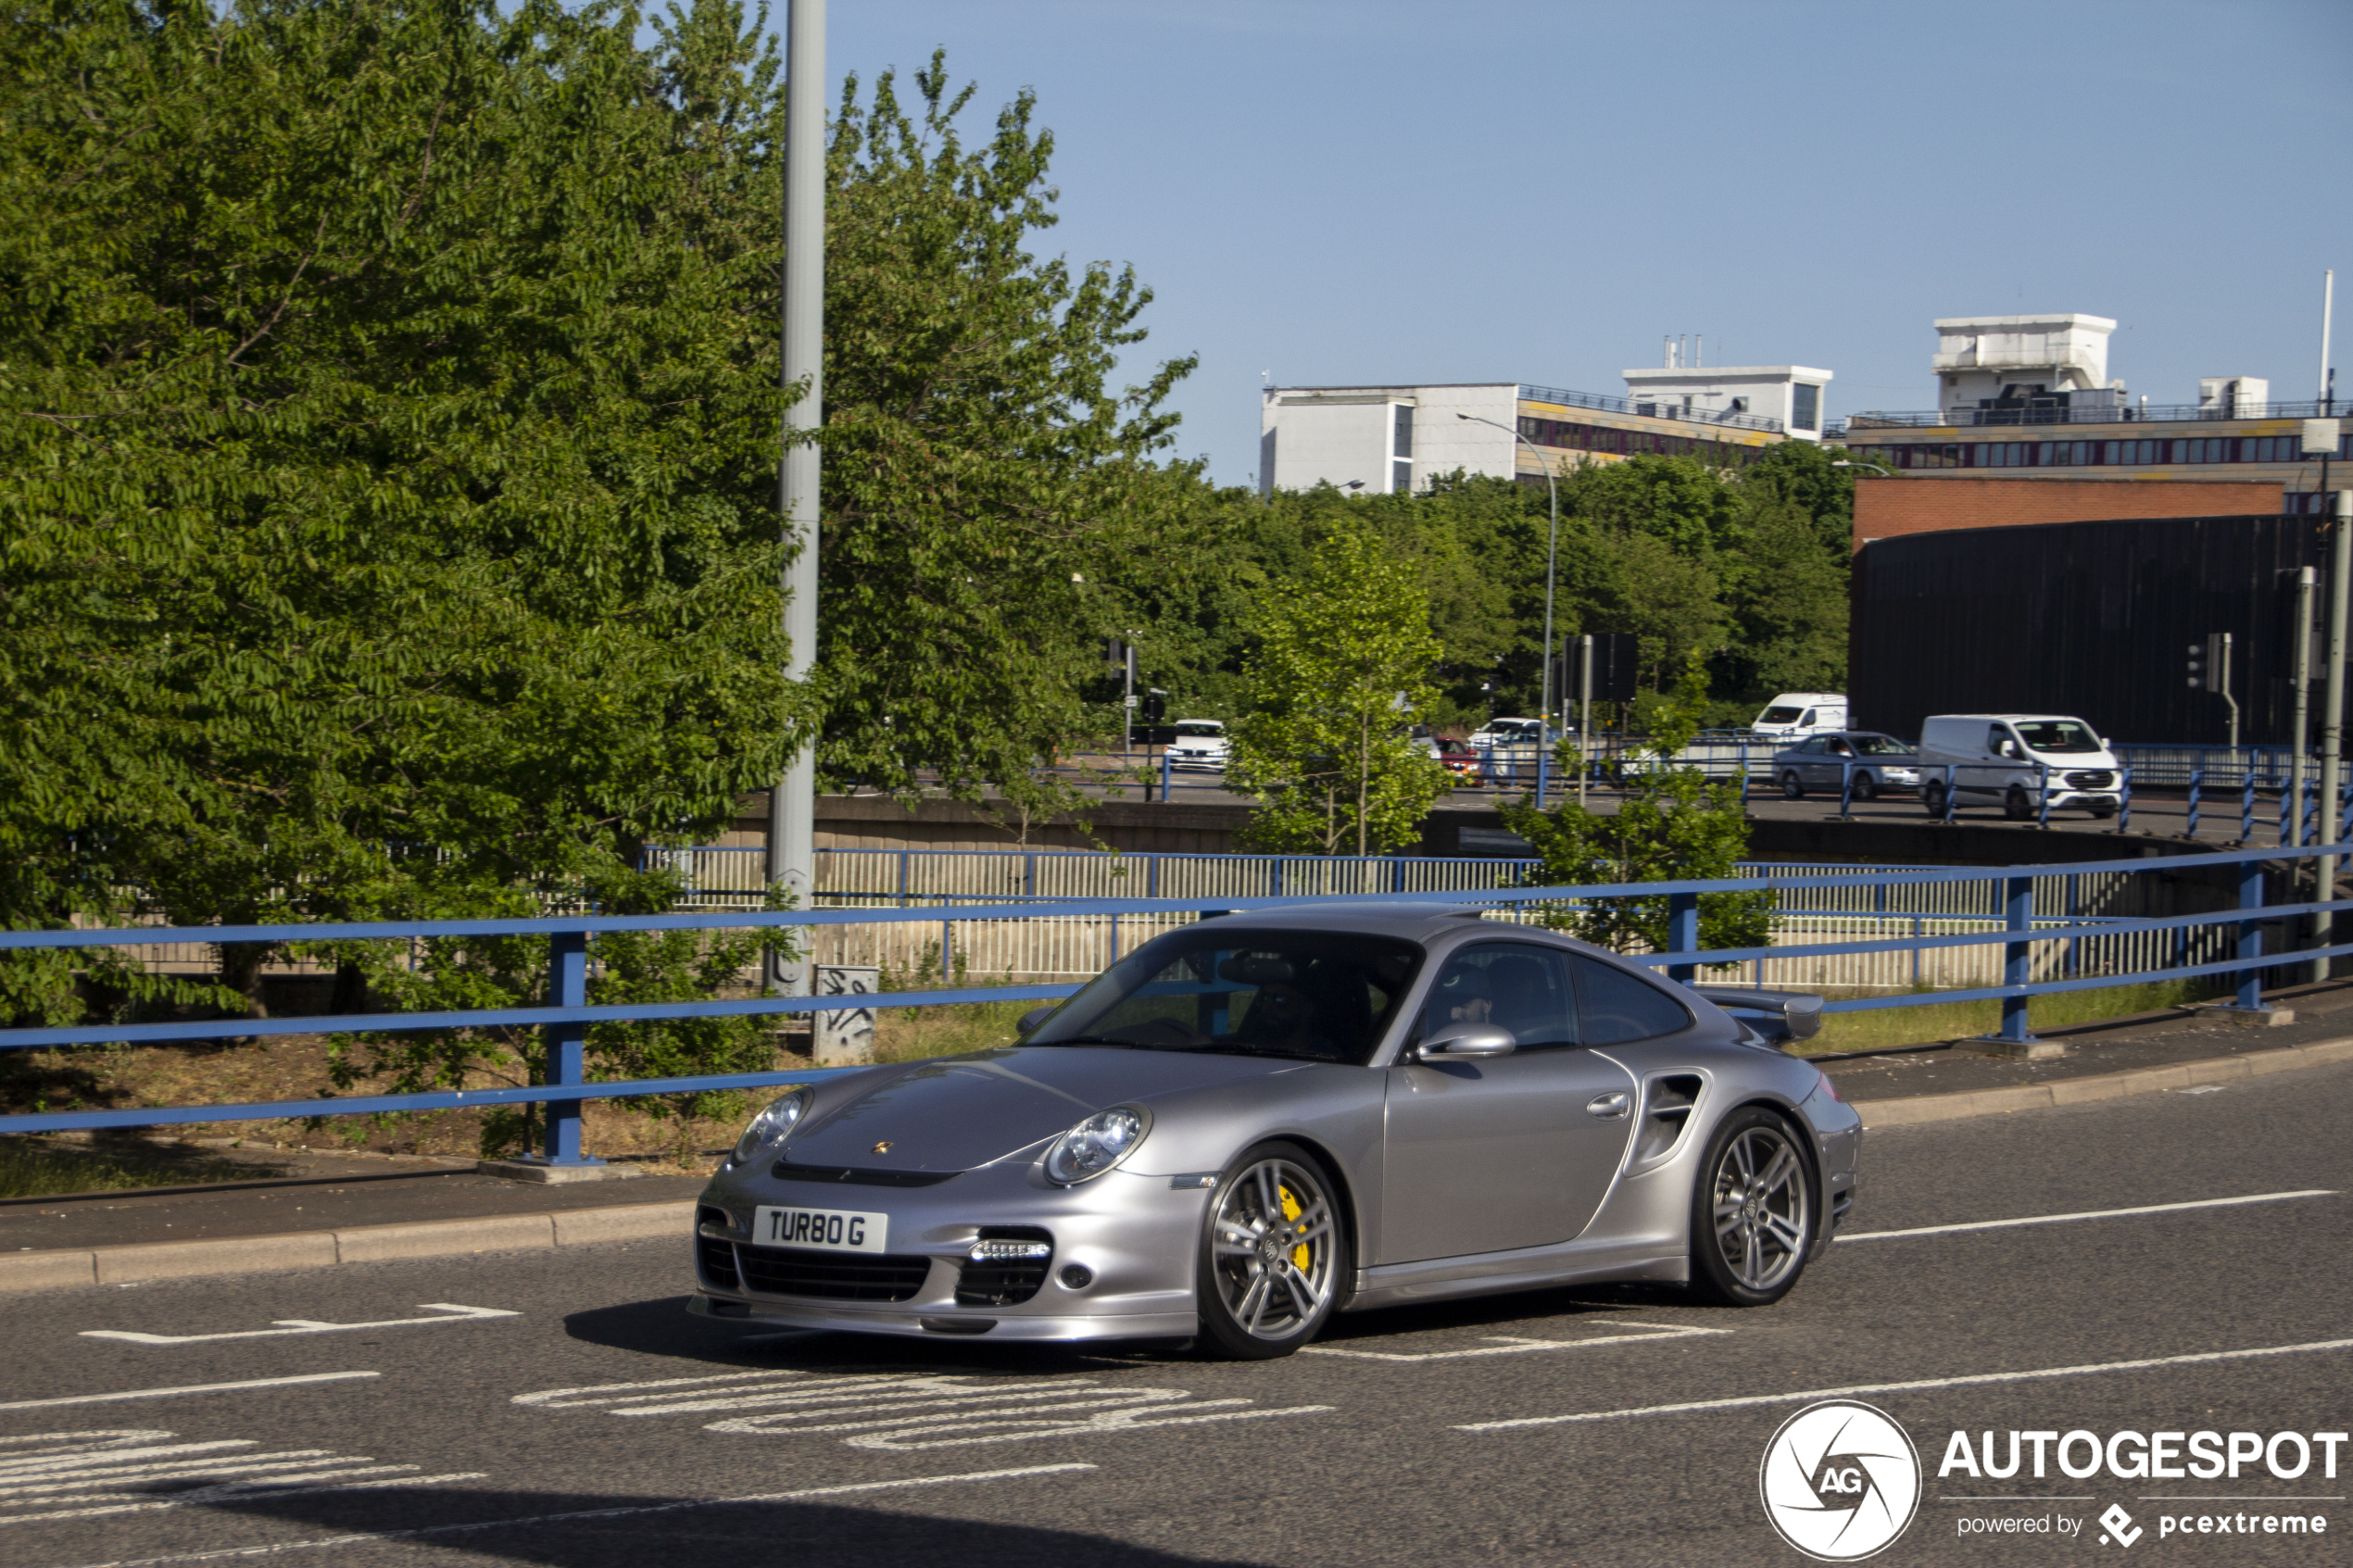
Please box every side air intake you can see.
[1634,1075,1704,1164]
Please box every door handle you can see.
[1586,1091,1631,1119]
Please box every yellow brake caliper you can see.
[1279,1185,1309,1271]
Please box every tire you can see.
[1851,773,1879,803]
[1922,782,1948,817]
[2088,802,2118,820]
[1780,771,1805,800]
[1689,1107,1816,1308]
[2004,785,2033,821]
[1197,1141,1349,1360]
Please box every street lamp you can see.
[1459,412,1559,804]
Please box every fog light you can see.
[970,1238,1052,1262]
[1059,1262,1094,1290]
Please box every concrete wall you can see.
[1851,475,2283,550]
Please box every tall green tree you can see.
[1227,522,1451,855]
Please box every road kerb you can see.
[95,1230,338,1285]
[1855,1036,2353,1129]
[334,1213,556,1263]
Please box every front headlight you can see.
[1042,1105,1151,1185]
[731,1088,811,1166]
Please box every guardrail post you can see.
[2115,767,2133,834]
[1978,874,2040,1053]
[2185,768,2202,840]
[2224,856,2274,1017]
[2279,776,2294,846]
[1941,763,1958,824]
[1836,759,1855,820]
[2037,763,2052,829]
[2240,774,2257,845]
[1160,749,1174,801]
[539,930,598,1167]
[1535,744,1549,808]
[1667,891,1699,985]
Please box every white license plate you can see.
[753,1205,889,1254]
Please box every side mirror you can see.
[1016,1005,1058,1036]
[1413,1024,1516,1061]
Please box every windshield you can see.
[1174,721,1223,738]
[1853,734,1912,756]
[1026,928,1423,1065]
[2014,721,2100,754]
[1758,706,1803,724]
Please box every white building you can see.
[1932,313,2123,419]
[1618,365,1833,441]
[1258,371,1816,496]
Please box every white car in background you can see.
[1467,717,1556,751]
[1169,720,1230,771]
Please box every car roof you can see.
[1184,901,1536,944]
[1926,713,2088,722]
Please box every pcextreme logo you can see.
[1760,1400,1924,1562]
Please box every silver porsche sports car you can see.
[689,903,1861,1359]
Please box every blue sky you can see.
[825,0,2353,488]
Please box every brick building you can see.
[1850,475,2284,550]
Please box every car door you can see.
[1793,736,1829,787]
[1379,942,1638,1263]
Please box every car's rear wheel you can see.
[1922,781,1948,817]
[1197,1141,1346,1359]
[1690,1108,1815,1307]
[1780,771,1805,799]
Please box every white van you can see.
[1751,693,1848,740]
[1916,714,2122,820]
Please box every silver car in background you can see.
[1772,731,1922,801]
[691,905,1860,1359]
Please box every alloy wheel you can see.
[1709,1125,1809,1293]
[1208,1158,1337,1340]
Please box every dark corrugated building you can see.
[1851,513,2326,745]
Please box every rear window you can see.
[1758,706,1803,723]
[1572,956,1693,1045]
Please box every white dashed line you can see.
[45,1463,1098,1568]
[1304,1322,1730,1362]
[1835,1189,2334,1244]
[0,1374,379,1413]
[82,1304,518,1346]
[1456,1336,2353,1432]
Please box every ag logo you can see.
[1759,1400,1922,1562]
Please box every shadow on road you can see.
[202,1485,1263,1568]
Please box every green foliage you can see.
[1227,521,1452,856]
[816,57,1200,814]
[1498,661,1772,960]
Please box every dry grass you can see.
[0,1135,279,1200]
[1792,977,2228,1056]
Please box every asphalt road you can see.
[6,1063,2353,1567]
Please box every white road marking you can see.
[0,1429,482,1526]
[1304,1321,1730,1362]
[48,1463,1096,1568]
[81,1304,517,1346]
[0,1373,378,1413]
[2178,1085,2228,1096]
[513,1368,1331,1449]
[1456,1335,2353,1432]
[1835,1188,2335,1244]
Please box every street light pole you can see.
[764,0,824,997]
[1458,412,1559,803]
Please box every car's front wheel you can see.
[1851,772,1879,802]
[1197,1141,1347,1359]
[1690,1108,1815,1308]
[1922,781,1948,817]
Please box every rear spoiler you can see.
[1691,986,1824,1047]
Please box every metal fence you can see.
[5,843,2344,1165]
[1846,399,2342,429]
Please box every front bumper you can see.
[690,1157,1209,1343]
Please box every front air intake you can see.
[956,1225,1054,1307]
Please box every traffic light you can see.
[1142,688,1166,723]
[2187,633,2229,692]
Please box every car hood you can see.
[780,1047,1302,1173]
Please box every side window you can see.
[1423,943,1579,1050]
[1799,709,1818,727]
[1572,956,1693,1047]
[1985,724,2009,757]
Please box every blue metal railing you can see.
[5,843,2350,1155]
